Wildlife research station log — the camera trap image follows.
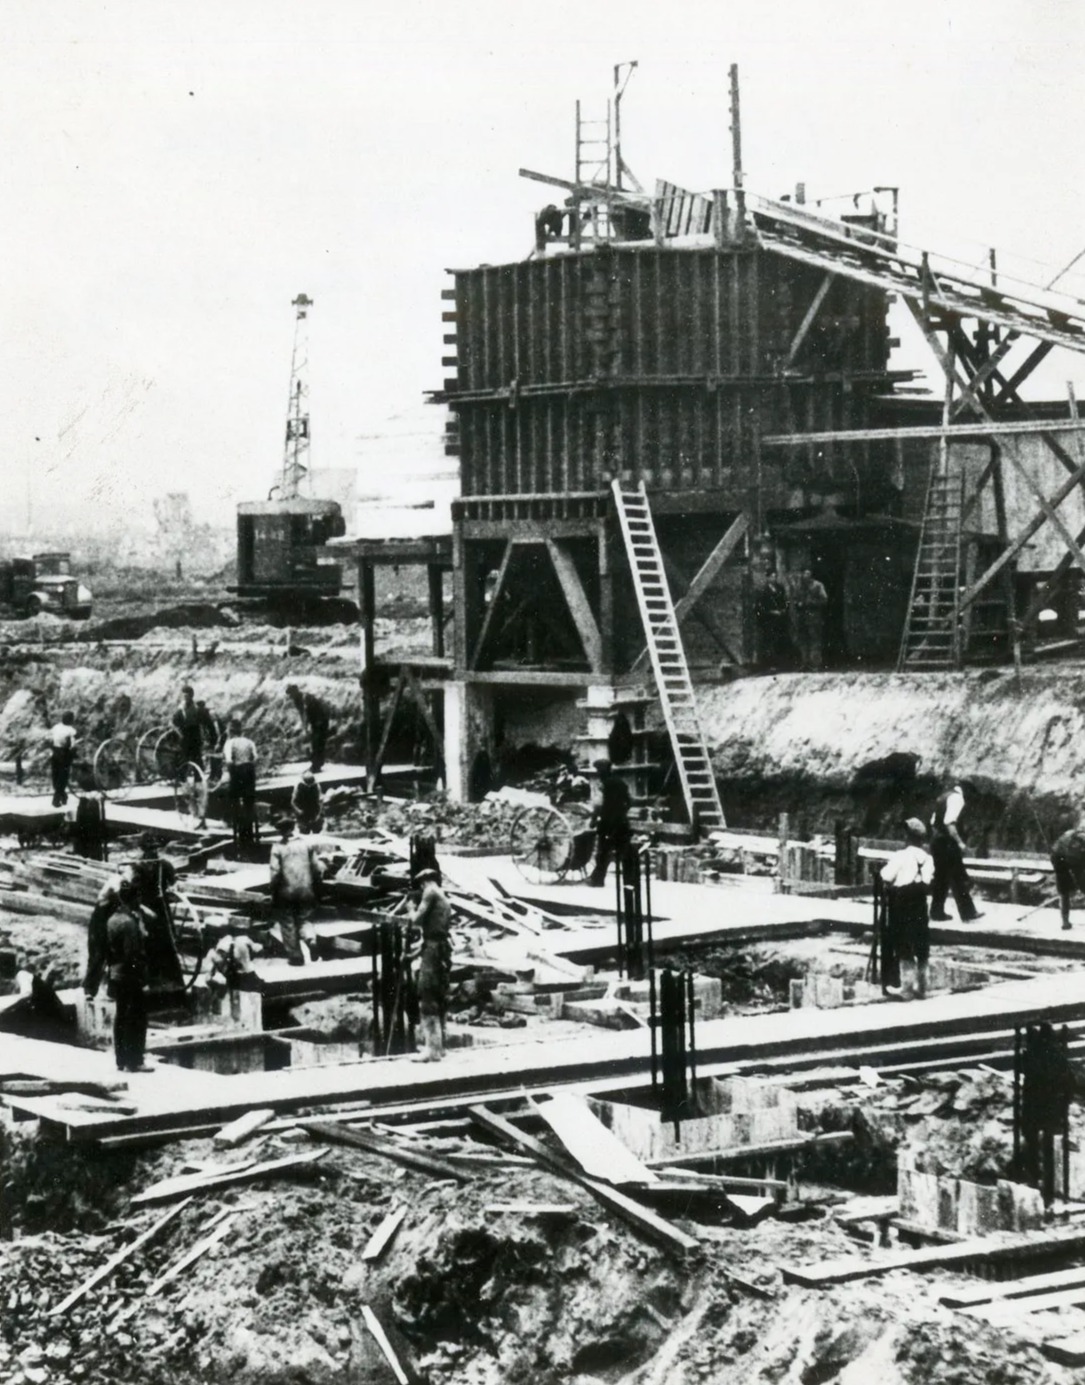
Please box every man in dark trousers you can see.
[286,684,330,773]
[222,718,259,847]
[879,818,934,1000]
[1050,825,1085,931]
[408,868,452,1062]
[49,711,76,807]
[929,780,983,922]
[85,873,151,1072]
[589,759,632,887]
[129,834,184,989]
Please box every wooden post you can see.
[359,560,378,782]
[598,522,615,675]
[776,812,789,895]
[427,563,445,659]
[729,63,745,231]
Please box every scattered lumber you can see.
[147,1211,237,1295]
[942,1264,1085,1310]
[214,1108,276,1147]
[1043,1332,1085,1367]
[486,1203,578,1216]
[967,1283,1085,1325]
[782,1223,1085,1288]
[361,1205,408,1262]
[301,1120,468,1183]
[132,1149,327,1206]
[470,1104,698,1256]
[49,1197,193,1315]
[534,1093,658,1186]
[360,1304,415,1385]
[667,1167,788,1194]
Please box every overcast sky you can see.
[5,0,1085,533]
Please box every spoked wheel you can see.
[93,736,136,795]
[154,727,185,782]
[168,890,207,989]
[137,726,169,783]
[173,761,208,826]
[510,805,575,884]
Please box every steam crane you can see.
[234,294,347,605]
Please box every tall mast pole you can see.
[729,63,745,228]
[282,293,313,499]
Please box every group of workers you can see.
[754,568,829,672]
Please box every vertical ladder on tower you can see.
[612,481,726,830]
[575,99,612,244]
[898,452,965,670]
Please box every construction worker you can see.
[879,818,934,1000]
[290,770,325,835]
[196,700,222,783]
[1050,826,1085,931]
[794,568,829,671]
[269,815,322,966]
[221,718,258,846]
[755,571,792,670]
[67,765,108,861]
[929,780,983,923]
[48,711,76,807]
[207,932,262,994]
[83,864,137,997]
[589,759,632,887]
[285,684,330,773]
[172,685,204,769]
[129,833,183,986]
[84,872,152,1072]
[408,868,452,1062]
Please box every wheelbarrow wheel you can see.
[93,736,136,796]
[510,805,574,884]
[173,761,208,826]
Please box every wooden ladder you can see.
[611,480,726,830]
[898,453,965,669]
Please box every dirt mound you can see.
[79,605,238,643]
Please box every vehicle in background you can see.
[234,498,345,601]
[0,552,93,620]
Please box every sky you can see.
[5,0,1085,535]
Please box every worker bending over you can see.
[1051,826,1085,931]
[408,868,452,1062]
[879,818,934,1001]
[269,816,323,965]
[285,684,330,773]
[291,770,325,834]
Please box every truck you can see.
[0,553,93,620]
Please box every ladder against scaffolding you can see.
[611,481,726,830]
[574,99,613,245]
[899,454,965,669]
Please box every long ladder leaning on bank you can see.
[897,449,966,670]
[612,481,727,830]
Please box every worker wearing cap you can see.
[83,872,152,1072]
[589,759,632,888]
[929,780,983,923]
[290,770,325,835]
[1050,825,1085,931]
[269,816,322,965]
[408,869,452,1062]
[48,711,76,808]
[285,684,330,774]
[879,818,934,1000]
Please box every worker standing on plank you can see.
[285,683,330,773]
[48,711,76,808]
[408,868,452,1062]
[83,864,136,997]
[129,833,184,988]
[929,780,983,922]
[83,872,152,1072]
[269,815,322,966]
[290,770,325,835]
[196,700,223,783]
[172,684,204,769]
[1050,825,1085,931]
[879,818,934,1000]
[221,717,258,846]
[589,758,632,888]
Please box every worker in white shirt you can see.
[879,818,935,1000]
[929,780,983,922]
[49,712,77,807]
[221,718,258,846]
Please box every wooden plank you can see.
[146,1213,236,1295]
[1043,1332,1085,1367]
[969,1282,1085,1324]
[301,1120,468,1183]
[470,1104,698,1255]
[49,1197,192,1315]
[132,1150,326,1206]
[487,1202,578,1215]
[782,1223,1085,1288]
[545,539,603,671]
[784,272,835,368]
[762,417,1085,446]
[361,1204,408,1262]
[942,1264,1085,1310]
[535,1092,658,1185]
[469,540,515,670]
[213,1108,276,1148]
[360,1304,413,1385]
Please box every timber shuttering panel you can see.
[446,244,891,503]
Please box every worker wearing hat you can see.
[285,684,331,774]
[290,770,325,835]
[408,867,452,1062]
[589,758,632,888]
[269,815,322,965]
[879,817,934,1000]
[128,833,184,989]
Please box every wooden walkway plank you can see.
[535,1092,658,1185]
[942,1264,1085,1310]
[968,1283,1085,1324]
